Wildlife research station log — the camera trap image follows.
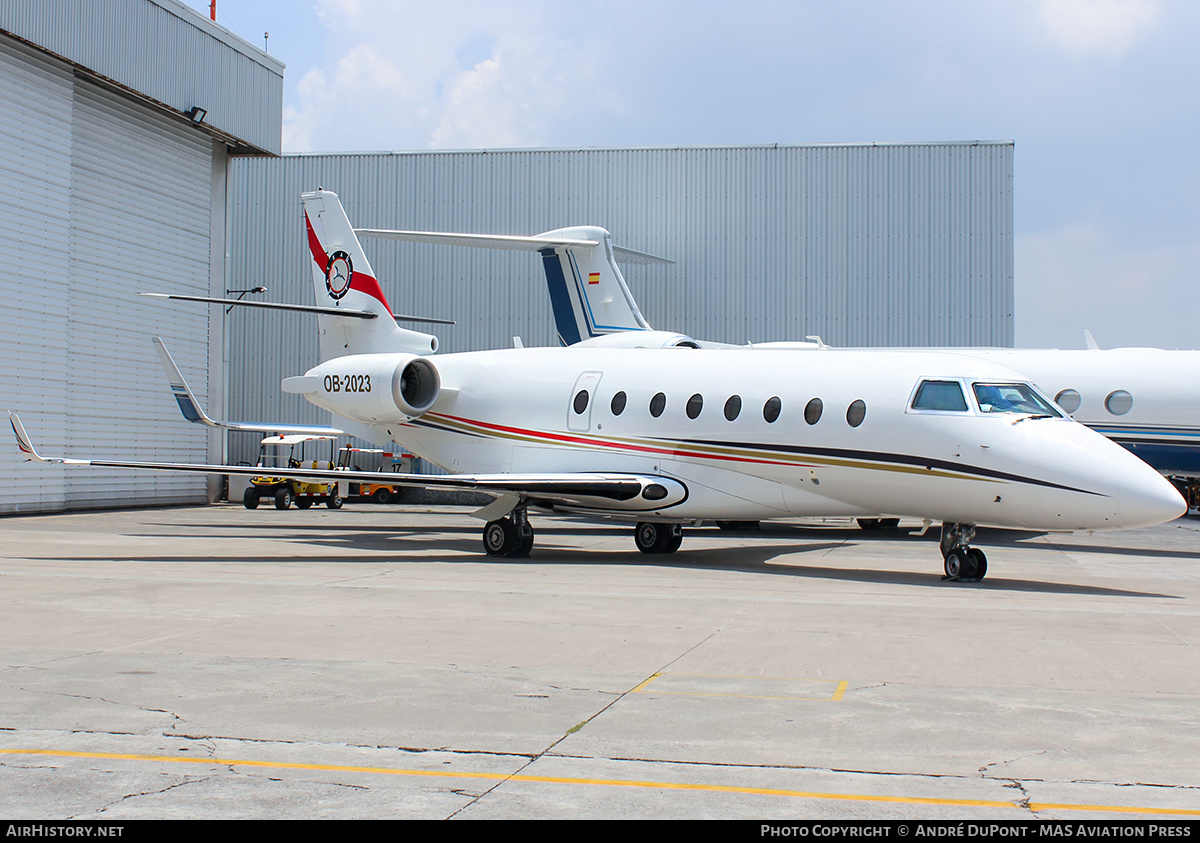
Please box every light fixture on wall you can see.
[185,106,207,125]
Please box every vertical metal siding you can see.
[0,0,282,155]
[225,143,1013,465]
[0,37,73,511]
[0,35,215,513]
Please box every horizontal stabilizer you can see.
[140,293,454,326]
[355,229,598,251]
[354,228,672,266]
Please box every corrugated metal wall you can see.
[0,0,283,512]
[0,0,283,155]
[225,143,1013,465]
[0,33,216,513]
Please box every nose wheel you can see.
[940,522,988,582]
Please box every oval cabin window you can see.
[847,400,867,428]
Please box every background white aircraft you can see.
[14,191,1184,584]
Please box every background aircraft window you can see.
[972,383,1061,416]
[687,394,704,419]
[649,392,666,418]
[763,396,782,423]
[1055,389,1081,413]
[804,398,823,425]
[573,390,590,414]
[610,391,627,415]
[1105,390,1133,415]
[912,380,968,412]
[847,399,867,427]
[724,395,742,421]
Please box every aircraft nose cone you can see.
[1118,460,1186,528]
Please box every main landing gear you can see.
[634,522,683,554]
[482,508,534,558]
[939,522,987,582]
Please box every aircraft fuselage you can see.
[304,346,1182,533]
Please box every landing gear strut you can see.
[482,506,534,558]
[635,522,683,554]
[939,522,987,582]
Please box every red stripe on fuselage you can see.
[428,413,814,468]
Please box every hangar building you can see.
[0,0,281,513]
[223,143,1013,466]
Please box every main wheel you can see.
[373,488,392,504]
[483,519,519,557]
[274,488,292,510]
[662,526,683,553]
[243,488,260,510]
[326,494,343,510]
[635,522,679,554]
[857,518,881,530]
[511,524,535,558]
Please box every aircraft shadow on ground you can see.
[93,519,1183,599]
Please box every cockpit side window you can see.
[972,383,1061,417]
[911,380,969,412]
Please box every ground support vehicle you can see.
[244,435,347,510]
[336,447,414,503]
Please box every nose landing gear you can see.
[940,522,988,582]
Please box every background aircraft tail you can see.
[300,189,438,361]
[535,226,658,345]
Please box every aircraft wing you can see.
[152,337,347,436]
[8,412,687,515]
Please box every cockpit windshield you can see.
[972,383,1061,417]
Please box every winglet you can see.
[153,337,214,426]
[8,412,49,462]
[1083,329,1100,350]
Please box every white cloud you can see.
[1038,0,1160,58]
[280,0,608,152]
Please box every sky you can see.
[186,0,1200,349]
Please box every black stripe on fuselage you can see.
[670,438,1106,497]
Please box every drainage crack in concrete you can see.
[88,774,208,817]
[442,624,745,819]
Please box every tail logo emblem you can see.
[325,250,353,300]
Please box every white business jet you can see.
[8,191,1185,582]
[364,219,1200,481]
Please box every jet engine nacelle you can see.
[295,353,441,423]
[573,331,701,349]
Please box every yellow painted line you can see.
[832,680,849,701]
[2,748,1198,815]
[628,672,661,693]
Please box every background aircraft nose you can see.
[1118,458,1187,528]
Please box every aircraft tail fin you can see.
[355,223,671,346]
[300,190,438,361]
[536,226,665,345]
